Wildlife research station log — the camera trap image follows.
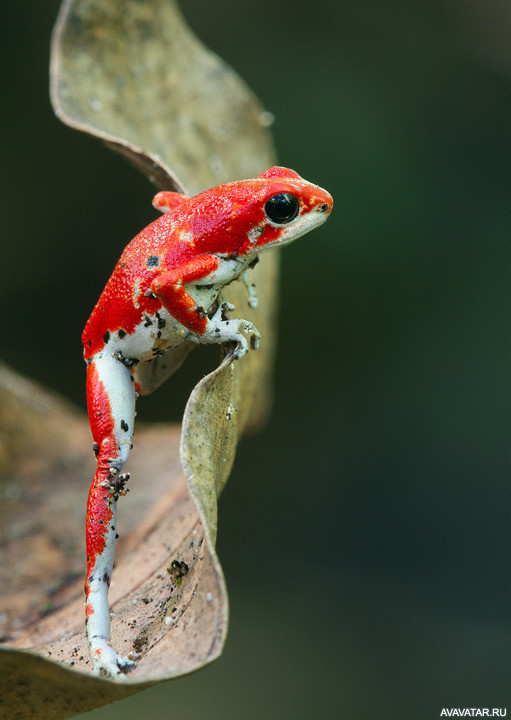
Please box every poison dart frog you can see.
[82,166,333,676]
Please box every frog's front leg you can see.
[152,190,189,213]
[85,353,137,677]
[199,301,261,357]
[150,255,260,358]
[241,270,258,309]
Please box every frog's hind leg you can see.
[85,353,137,676]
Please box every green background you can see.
[2,1,510,718]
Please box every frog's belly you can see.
[109,285,219,364]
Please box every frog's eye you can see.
[264,193,300,224]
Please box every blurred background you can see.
[2,0,510,718]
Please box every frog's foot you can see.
[89,636,140,679]
[192,302,261,358]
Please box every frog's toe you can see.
[90,638,139,678]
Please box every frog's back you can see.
[82,214,183,358]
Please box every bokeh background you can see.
[2,1,510,718]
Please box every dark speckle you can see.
[146,255,160,267]
[156,314,166,329]
[157,330,162,338]
[120,420,129,432]
[103,331,110,345]
[133,635,148,652]
[118,329,127,339]
[144,315,153,327]
[113,350,139,367]
[92,442,99,457]
[167,559,189,585]
[88,340,92,347]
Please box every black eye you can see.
[264,193,300,224]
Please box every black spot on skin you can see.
[92,442,99,457]
[120,419,129,432]
[115,533,120,539]
[157,330,162,338]
[88,340,92,347]
[196,306,207,318]
[144,315,153,327]
[156,314,166,329]
[103,331,110,345]
[248,256,260,269]
[118,329,127,339]
[113,351,139,367]
[146,255,160,267]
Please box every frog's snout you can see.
[316,190,333,217]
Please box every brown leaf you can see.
[0,365,227,702]
[49,0,276,196]
[1,0,277,716]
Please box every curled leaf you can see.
[1,0,277,716]
[50,0,276,195]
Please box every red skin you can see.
[84,362,116,580]
[82,168,323,358]
[81,167,333,674]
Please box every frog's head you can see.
[185,167,332,257]
[232,167,333,255]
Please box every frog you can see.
[82,166,333,676]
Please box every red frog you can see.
[82,166,333,676]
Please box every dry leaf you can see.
[0,0,277,717]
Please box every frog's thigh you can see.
[88,352,136,467]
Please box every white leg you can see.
[85,353,138,677]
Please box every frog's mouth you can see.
[263,206,330,249]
